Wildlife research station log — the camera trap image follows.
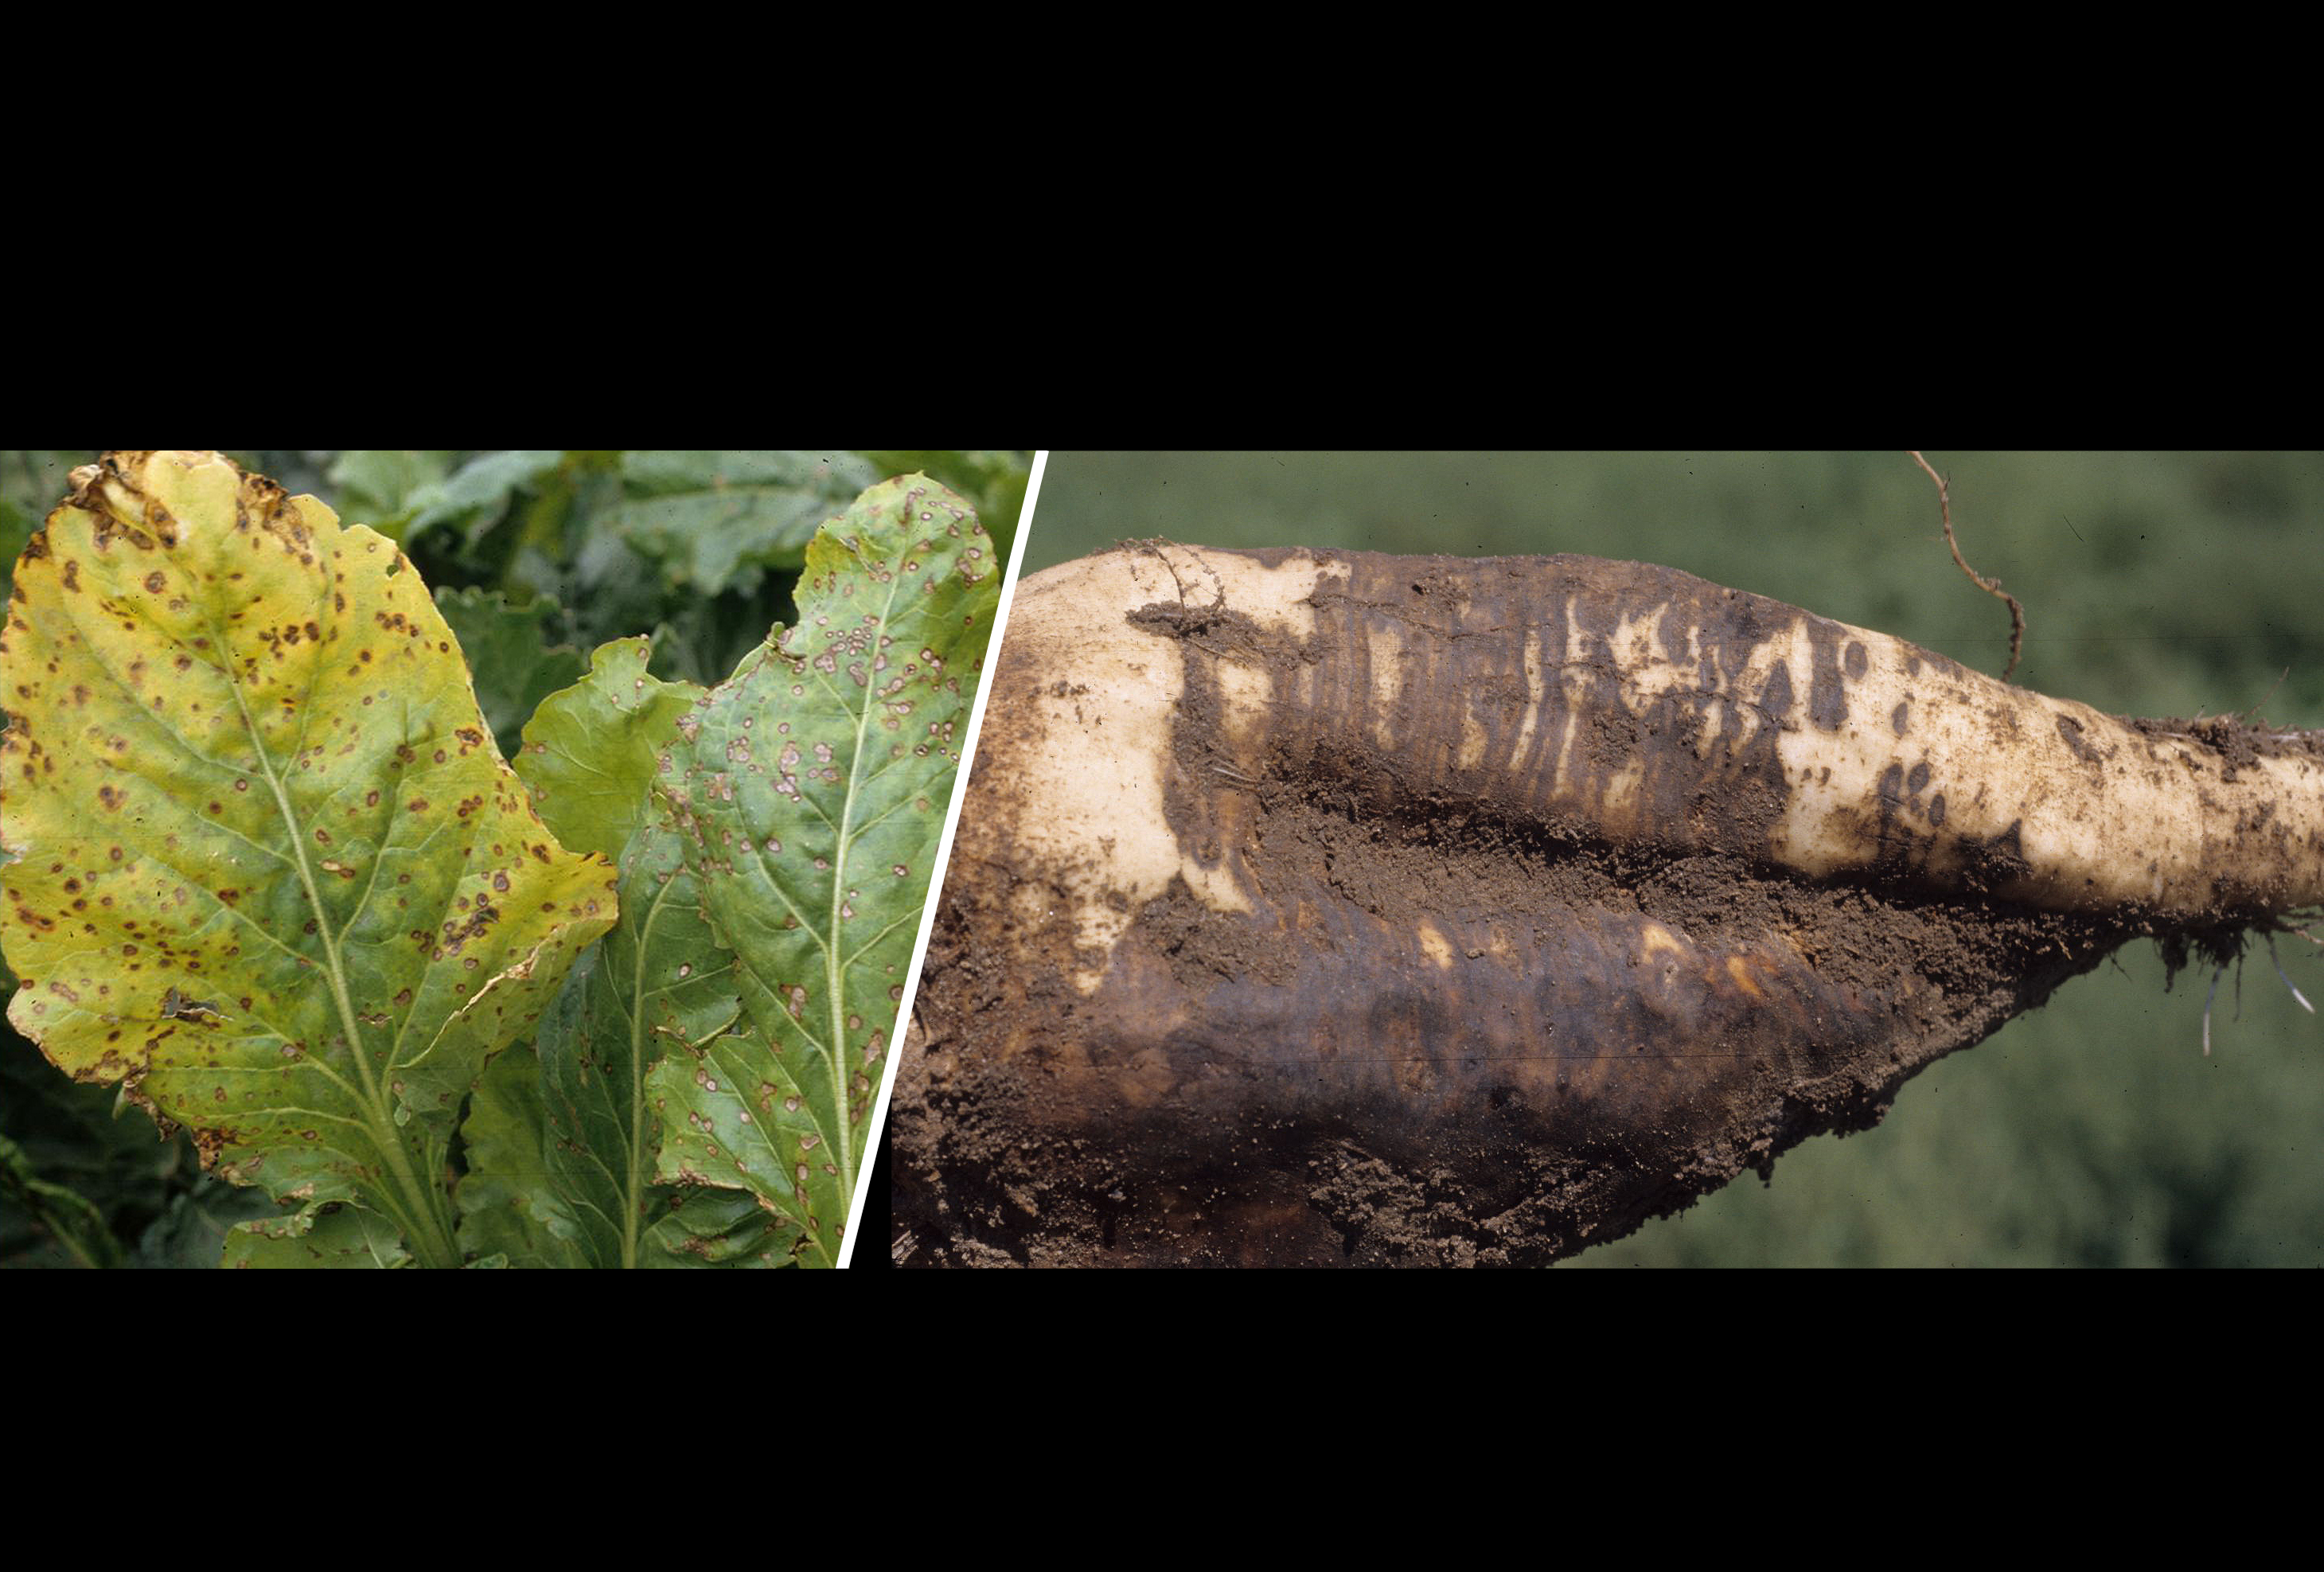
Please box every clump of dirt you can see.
[2129,713,2324,778]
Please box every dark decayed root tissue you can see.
[892,547,2277,1266]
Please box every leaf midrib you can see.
[36,515,443,1255]
[820,539,915,1246]
[202,574,456,1269]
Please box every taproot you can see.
[894,542,2324,1266]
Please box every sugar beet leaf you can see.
[649,476,997,1264]
[0,451,615,1268]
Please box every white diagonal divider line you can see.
[836,452,1047,1267]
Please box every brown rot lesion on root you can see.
[900,754,2158,1265]
[899,540,2324,1266]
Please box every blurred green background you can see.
[1027,451,2324,1266]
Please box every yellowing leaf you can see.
[0,451,616,1268]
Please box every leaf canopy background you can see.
[0,448,1027,1268]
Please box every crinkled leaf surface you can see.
[224,1198,411,1269]
[327,451,466,543]
[453,1039,583,1268]
[517,637,701,864]
[598,451,879,595]
[478,638,783,1266]
[649,475,996,1265]
[404,449,564,555]
[504,876,747,1267]
[0,451,616,1268]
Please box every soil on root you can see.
[891,545,2228,1266]
[893,783,2141,1266]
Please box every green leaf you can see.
[648,475,999,1264]
[452,1040,583,1268]
[530,851,752,1266]
[595,451,879,595]
[133,1176,278,1269]
[327,451,465,541]
[495,638,787,1267]
[404,449,565,556]
[645,1185,797,1266]
[224,1200,411,1268]
[516,637,700,864]
[0,451,618,1270]
[515,647,743,1266]
[856,451,1029,564]
[433,587,589,759]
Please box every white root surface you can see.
[971,545,2324,994]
